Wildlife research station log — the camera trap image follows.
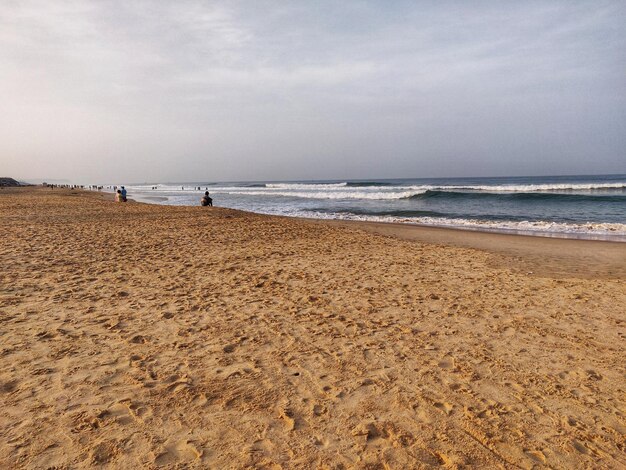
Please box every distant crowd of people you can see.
[43,183,108,190]
[44,183,90,190]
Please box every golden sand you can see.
[1,187,625,468]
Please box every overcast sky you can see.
[1,1,625,183]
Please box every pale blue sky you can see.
[1,1,625,183]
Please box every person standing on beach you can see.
[121,186,127,202]
[115,189,122,202]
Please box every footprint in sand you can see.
[312,403,327,416]
[525,449,547,463]
[585,370,603,381]
[164,375,192,393]
[35,330,57,340]
[105,319,122,330]
[216,361,257,379]
[351,421,386,442]
[99,399,149,425]
[0,379,18,394]
[313,436,330,448]
[434,401,454,415]
[503,326,516,337]
[437,357,455,370]
[71,410,103,432]
[351,421,414,448]
[129,354,144,364]
[570,440,589,455]
[278,407,296,431]
[154,440,202,466]
[89,439,122,465]
[248,438,275,458]
[130,334,148,344]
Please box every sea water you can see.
[120,174,626,241]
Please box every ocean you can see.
[121,174,626,241]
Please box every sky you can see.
[1,1,625,184]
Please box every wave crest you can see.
[265,182,348,189]
[406,190,626,202]
[216,189,429,200]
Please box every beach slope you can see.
[1,187,624,468]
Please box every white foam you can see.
[265,182,348,189]
[212,189,430,200]
[287,211,626,239]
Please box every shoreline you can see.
[11,186,626,279]
[126,188,626,244]
[8,187,626,279]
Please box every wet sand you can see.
[323,220,626,280]
[1,187,625,468]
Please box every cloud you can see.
[1,1,625,182]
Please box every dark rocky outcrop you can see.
[0,177,24,187]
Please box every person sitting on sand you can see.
[201,191,213,207]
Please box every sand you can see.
[1,187,625,469]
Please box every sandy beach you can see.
[1,187,625,468]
